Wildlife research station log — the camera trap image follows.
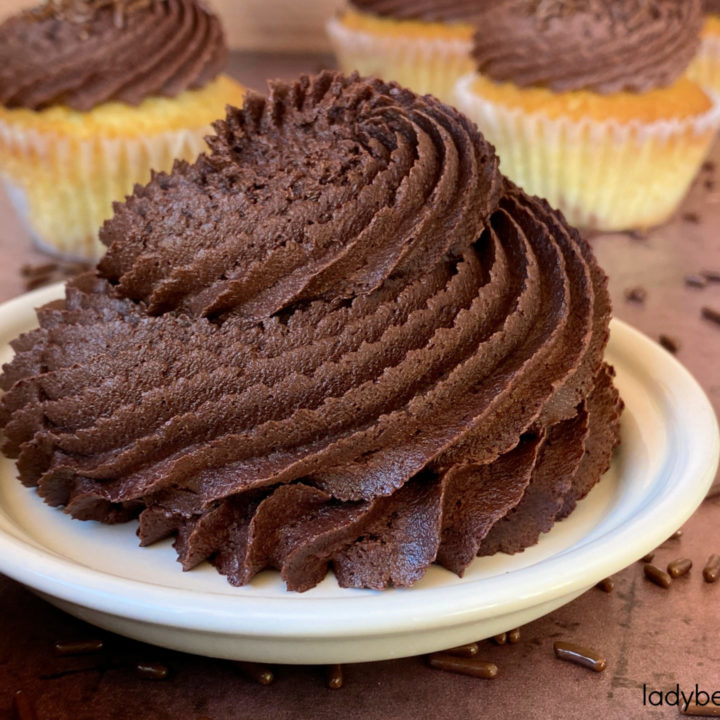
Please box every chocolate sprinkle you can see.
[658,335,680,354]
[643,564,672,589]
[596,577,615,592]
[681,703,720,717]
[624,286,647,303]
[702,270,720,283]
[53,638,104,656]
[701,307,720,326]
[445,643,479,658]
[682,212,701,224]
[685,274,708,288]
[507,628,521,644]
[234,661,274,685]
[703,554,720,583]
[492,633,507,645]
[427,654,498,679]
[325,664,344,689]
[640,551,656,563]
[553,642,606,672]
[135,662,169,680]
[12,690,38,720]
[667,558,692,578]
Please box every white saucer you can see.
[0,284,717,664]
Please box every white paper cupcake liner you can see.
[0,121,211,260]
[454,74,720,231]
[326,15,474,104]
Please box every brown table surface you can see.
[0,52,719,720]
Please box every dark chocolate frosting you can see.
[0,0,227,111]
[0,73,621,591]
[472,0,703,94]
[349,0,489,22]
[705,0,720,14]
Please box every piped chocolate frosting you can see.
[472,0,703,94]
[0,72,622,591]
[0,0,227,111]
[349,0,490,23]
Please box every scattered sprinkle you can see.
[667,558,692,579]
[624,286,647,303]
[703,554,720,583]
[553,642,606,672]
[701,307,720,326]
[427,654,498,679]
[658,335,680,354]
[644,564,672,589]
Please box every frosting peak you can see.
[0,0,227,111]
[472,0,703,94]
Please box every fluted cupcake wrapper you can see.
[688,35,720,94]
[326,15,474,105]
[0,122,211,260]
[455,74,720,232]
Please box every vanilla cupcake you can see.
[454,0,720,232]
[0,0,245,260]
[327,1,485,104]
[688,0,720,92]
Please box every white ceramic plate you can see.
[0,284,717,664]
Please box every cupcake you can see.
[688,1,720,92]
[0,72,621,591]
[454,0,720,232]
[326,1,483,104]
[0,0,245,260]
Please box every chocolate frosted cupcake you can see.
[0,73,622,591]
[0,0,245,260]
[688,0,720,92]
[454,0,720,231]
[327,1,484,103]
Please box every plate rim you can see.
[0,283,717,639]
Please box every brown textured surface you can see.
[0,0,227,110]
[471,0,702,93]
[0,50,718,717]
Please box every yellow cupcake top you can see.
[341,8,473,41]
[469,74,712,123]
[0,75,245,139]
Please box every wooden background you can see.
[0,0,345,50]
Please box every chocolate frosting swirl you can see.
[0,73,621,590]
[472,0,703,94]
[349,0,490,23]
[0,0,227,111]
